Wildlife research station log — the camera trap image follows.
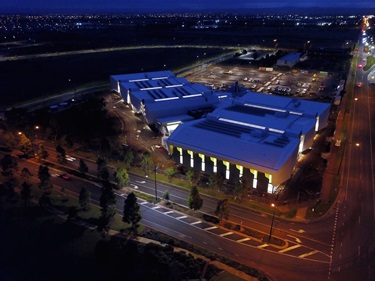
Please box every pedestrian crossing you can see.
[141,201,330,263]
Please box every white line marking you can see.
[204,226,217,231]
[299,250,319,258]
[287,234,302,243]
[219,232,233,237]
[279,244,302,253]
[237,238,251,243]
[258,244,269,248]
[190,221,202,225]
[176,215,187,220]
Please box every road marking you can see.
[299,250,319,258]
[130,184,138,189]
[164,211,174,215]
[219,231,233,237]
[140,201,148,205]
[237,238,250,243]
[287,234,302,243]
[152,206,160,210]
[191,221,202,225]
[176,215,187,220]
[289,229,305,233]
[135,180,146,184]
[279,244,301,253]
[204,226,217,231]
[258,244,269,248]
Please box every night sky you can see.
[1,0,374,14]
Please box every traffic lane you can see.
[129,175,331,250]
[332,60,375,276]
[132,200,329,281]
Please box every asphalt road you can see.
[330,38,375,281]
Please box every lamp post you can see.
[268,203,276,243]
[154,164,159,203]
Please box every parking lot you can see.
[187,63,341,103]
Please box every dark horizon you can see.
[2,4,374,16]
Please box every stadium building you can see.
[111,71,330,193]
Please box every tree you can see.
[79,159,89,175]
[97,157,109,181]
[140,153,153,175]
[38,144,49,161]
[79,187,91,211]
[114,167,129,189]
[215,198,230,222]
[100,137,111,159]
[20,181,32,206]
[186,169,195,184]
[56,145,66,165]
[37,165,51,189]
[98,181,117,230]
[162,190,170,202]
[21,167,32,183]
[1,154,18,178]
[187,185,203,211]
[123,192,142,232]
[164,167,176,181]
[64,135,74,149]
[18,133,32,155]
[2,131,18,149]
[123,150,134,168]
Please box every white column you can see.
[236,164,243,178]
[265,173,274,194]
[187,150,194,168]
[315,115,319,131]
[223,161,230,180]
[250,169,258,189]
[210,157,217,173]
[298,133,305,154]
[176,147,183,164]
[198,153,205,171]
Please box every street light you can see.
[154,164,159,203]
[268,203,276,243]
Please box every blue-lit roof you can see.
[167,115,300,173]
[110,70,175,82]
[278,52,301,61]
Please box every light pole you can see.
[268,203,276,243]
[154,164,159,203]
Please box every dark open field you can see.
[0,47,227,107]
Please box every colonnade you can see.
[169,145,276,193]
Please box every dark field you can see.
[0,47,227,107]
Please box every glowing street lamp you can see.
[268,203,276,243]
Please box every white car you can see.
[65,155,76,161]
